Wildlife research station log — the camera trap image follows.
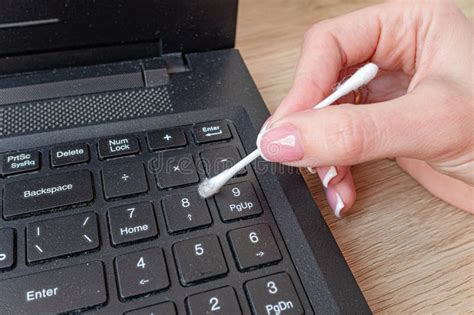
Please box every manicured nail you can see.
[261,116,272,132]
[327,188,345,218]
[307,167,317,174]
[256,117,272,150]
[322,166,338,188]
[258,124,304,162]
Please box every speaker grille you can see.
[0,87,173,137]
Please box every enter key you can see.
[0,261,107,313]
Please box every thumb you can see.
[258,80,467,167]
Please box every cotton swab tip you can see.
[354,63,379,85]
[198,148,261,198]
[198,177,221,199]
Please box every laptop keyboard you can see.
[0,120,310,314]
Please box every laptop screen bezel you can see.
[0,0,238,72]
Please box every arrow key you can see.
[162,192,212,234]
[228,224,282,271]
[115,247,169,299]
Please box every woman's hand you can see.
[257,1,473,217]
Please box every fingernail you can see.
[307,167,317,174]
[261,116,272,131]
[322,166,338,188]
[258,124,304,162]
[327,188,345,218]
[256,117,272,151]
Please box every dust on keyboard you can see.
[0,120,309,314]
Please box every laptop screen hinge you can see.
[162,53,189,74]
[141,53,189,87]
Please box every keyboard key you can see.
[152,151,199,189]
[125,302,177,315]
[51,143,89,167]
[0,228,15,270]
[98,135,139,159]
[200,146,246,178]
[173,235,228,285]
[215,182,263,222]
[3,170,94,219]
[228,224,281,271]
[162,192,212,234]
[245,273,303,315]
[193,121,232,144]
[102,162,148,199]
[148,128,187,151]
[186,287,241,315]
[108,202,158,246]
[0,261,106,314]
[115,247,169,299]
[26,212,99,263]
[1,150,40,176]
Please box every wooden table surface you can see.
[236,1,473,313]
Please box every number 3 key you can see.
[245,273,304,315]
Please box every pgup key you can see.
[215,182,263,222]
[26,212,99,263]
[230,201,254,212]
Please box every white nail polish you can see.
[256,120,271,161]
[307,167,317,174]
[322,166,338,188]
[256,120,271,145]
[273,134,296,146]
[334,191,344,218]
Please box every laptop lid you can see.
[0,0,238,74]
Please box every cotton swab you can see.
[198,63,379,198]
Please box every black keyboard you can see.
[0,120,312,314]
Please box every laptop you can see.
[0,1,370,314]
